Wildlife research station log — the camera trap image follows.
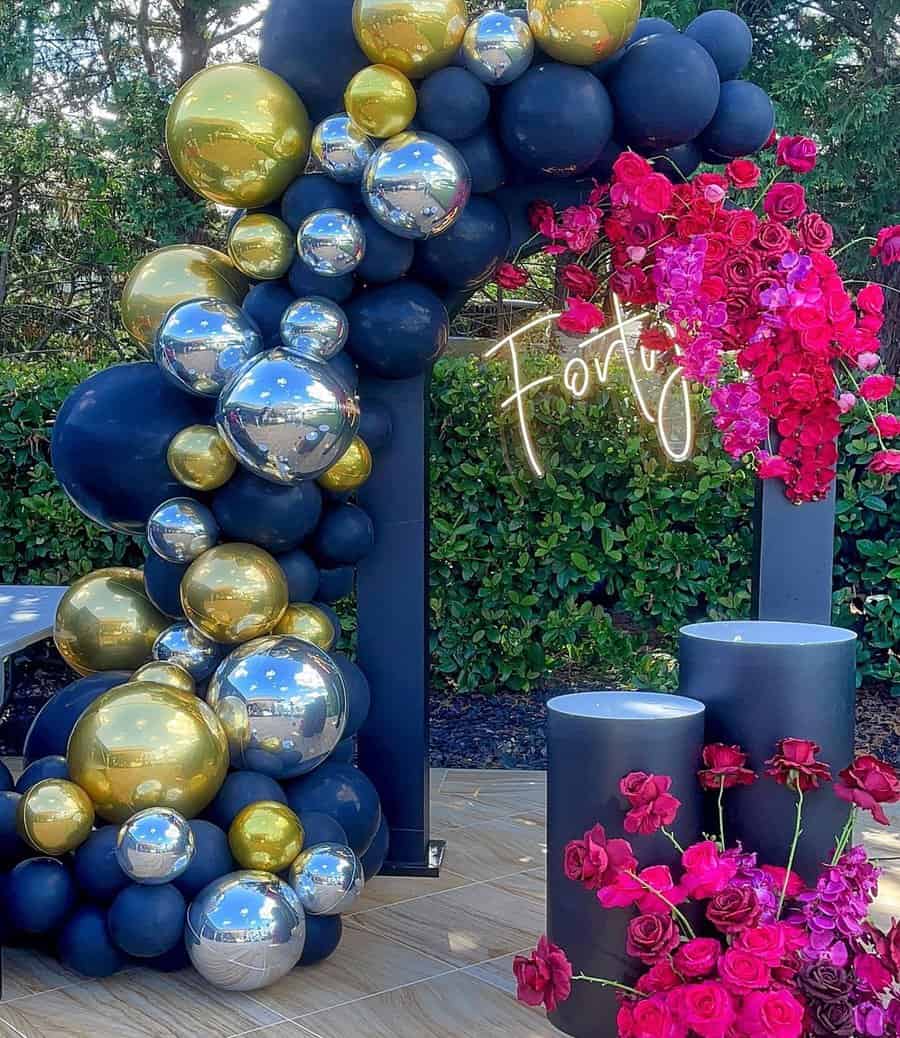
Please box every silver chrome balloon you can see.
[361,131,472,240]
[215,348,360,485]
[154,298,264,398]
[146,497,219,563]
[115,807,194,885]
[280,297,349,361]
[152,621,225,682]
[206,635,347,780]
[310,114,376,184]
[462,10,534,85]
[288,842,364,916]
[297,209,365,277]
[185,871,306,991]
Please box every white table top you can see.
[0,585,66,657]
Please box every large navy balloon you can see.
[698,80,775,160]
[316,566,354,603]
[108,883,186,958]
[212,469,323,553]
[310,503,375,568]
[73,825,130,903]
[417,68,490,142]
[205,770,288,830]
[354,214,415,285]
[297,811,348,847]
[685,11,753,82]
[652,141,704,182]
[284,762,382,856]
[591,17,678,81]
[0,791,26,864]
[281,175,357,233]
[455,128,508,195]
[358,399,393,452]
[414,197,511,290]
[0,760,11,792]
[333,652,371,739]
[329,352,360,396]
[16,755,68,793]
[23,672,129,765]
[277,549,321,603]
[360,815,390,878]
[243,282,296,346]
[346,283,448,380]
[299,914,342,966]
[173,821,235,900]
[289,256,355,304]
[58,907,125,978]
[7,858,77,934]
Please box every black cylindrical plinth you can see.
[679,621,856,880]
[547,692,705,1038]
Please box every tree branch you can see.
[211,12,264,47]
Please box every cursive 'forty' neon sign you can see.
[483,294,695,478]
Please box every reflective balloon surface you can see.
[344,64,417,138]
[317,437,372,493]
[166,63,311,208]
[289,842,364,915]
[352,0,468,78]
[272,604,337,650]
[152,622,226,682]
[186,871,306,991]
[216,349,360,485]
[297,209,366,276]
[206,635,347,779]
[280,297,349,361]
[155,298,264,399]
[16,779,95,856]
[227,213,296,280]
[116,808,195,884]
[361,132,471,240]
[131,660,196,695]
[147,498,219,564]
[167,425,237,492]
[310,115,375,183]
[229,801,304,872]
[528,0,641,64]
[463,10,535,84]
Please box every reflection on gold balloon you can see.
[121,245,247,348]
[166,63,311,208]
[528,0,641,64]
[345,64,418,138]
[229,801,304,872]
[227,213,296,280]
[317,437,373,493]
[54,568,169,676]
[132,661,197,696]
[181,543,289,644]
[352,0,469,79]
[17,779,95,856]
[167,425,237,492]
[67,681,229,824]
[273,604,336,651]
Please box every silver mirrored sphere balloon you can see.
[297,209,366,277]
[154,298,264,398]
[186,871,306,991]
[152,621,225,682]
[362,131,472,241]
[288,842,364,916]
[215,348,360,485]
[310,114,376,183]
[116,807,195,884]
[147,497,219,563]
[206,635,347,780]
[280,296,349,361]
[462,10,534,84]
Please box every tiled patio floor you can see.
[1,765,898,1038]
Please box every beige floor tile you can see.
[463,951,528,997]
[871,859,900,931]
[441,769,546,805]
[348,869,469,914]
[857,806,900,860]
[430,768,448,793]
[434,817,546,881]
[1,948,82,1003]
[234,1026,315,1038]
[430,792,544,830]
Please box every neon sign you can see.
[483,294,695,478]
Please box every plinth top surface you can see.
[680,620,857,646]
[548,691,705,720]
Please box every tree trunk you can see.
[179,3,211,85]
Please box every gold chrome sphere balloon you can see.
[317,437,373,494]
[167,425,237,492]
[16,779,95,856]
[527,0,641,65]
[229,801,305,873]
[121,245,247,348]
[352,0,469,79]
[272,604,336,651]
[227,213,296,281]
[166,63,311,208]
[344,64,418,138]
[181,543,289,644]
[131,660,197,696]
[67,680,229,823]
[54,568,169,676]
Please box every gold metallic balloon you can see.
[229,801,305,873]
[317,437,373,493]
[166,63,311,208]
[181,543,289,644]
[272,604,336,651]
[121,245,247,349]
[67,680,229,824]
[352,0,469,79]
[527,0,641,65]
[54,568,170,677]
[167,425,237,492]
[227,213,296,280]
[344,64,418,138]
[16,779,95,856]
[132,661,197,696]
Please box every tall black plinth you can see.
[547,692,705,1038]
[679,621,856,880]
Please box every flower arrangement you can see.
[515,740,900,1037]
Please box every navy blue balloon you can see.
[212,469,323,553]
[360,815,390,878]
[24,674,129,767]
[346,282,448,379]
[206,770,288,830]
[358,399,393,451]
[500,64,614,175]
[58,906,125,978]
[417,68,490,141]
[140,942,192,972]
[591,14,679,80]
[309,504,375,567]
[0,759,12,792]
[7,858,77,934]
[289,257,354,304]
[587,138,624,181]
[455,128,507,195]
[652,140,703,182]
[330,738,355,764]
[0,791,26,864]
[16,755,68,793]
[609,34,721,151]
[333,653,371,740]
[243,281,295,345]
[685,11,753,82]
[355,214,415,285]
[73,825,129,904]
[317,566,354,603]
[173,821,235,900]
[281,175,357,233]
[51,363,213,535]
[328,351,360,395]
[283,762,381,856]
[298,811,348,846]
[277,549,321,603]
[299,914,342,966]
[143,552,188,620]
[108,883,186,958]
[316,602,342,644]
[414,196,510,290]
[698,80,775,160]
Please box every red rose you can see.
[598,865,684,914]
[639,328,673,352]
[561,263,598,299]
[673,937,721,979]
[613,150,653,187]
[870,450,900,475]
[618,997,679,1038]
[871,224,900,266]
[564,822,635,889]
[626,912,680,965]
[738,988,805,1038]
[634,173,674,214]
[513,936,572,1013]
[765,738,832,792]
[699,746,756,794]
[620,772,681,835]
[834,754,900,825]
[707,886,762,934]
[726,159,760,189]
[755,220,794,255]
[671,981,734,1038]
[725,209,759,248]
[558,298,604,336]
[495,262,529,290]
[860,374,896,402]
[735,923,786,964]
[528,200,556,233]
[857,284,885,314]
[796,211,834,252]
[763,183,807,222]
[759,865,806,898]
[719,947,771,992]
[723,251,762,288]
[776,135,818,173]
[636,960,681,995]
[874,414,900,437]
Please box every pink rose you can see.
[763,183,807,223]
[680,842,737,900]
[860,374,896,402]
[738,988,805,1038]
[870,450,900,475]
[558,298,604,336]
[561,263,598,299]
[513,936,572,1013]
[630,997,680,1038]
[636,960,681,995]
[673,937,721,979]
[776,135,818,173]
[726,159,760,189]
[871,224,900,265]
[719,947,771,991]
[598,865,684,914]
[634,173,674,214]
[613,151,654,187]
[857,283,885,314]
[874,414,900,437]
[858,351,881,371]
[670,981,734,1038]
[528,200,556,234]
[735,924,786,964]
[838,392,857,413]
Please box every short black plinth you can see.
[679,620,856,881]
[547,692,706,1038]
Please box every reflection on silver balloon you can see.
[280,297,349,361]
[361,131,472,240]
[297,209,365,277]
[310,114,375,183]
[154,298,264,398]
[215,348,360,485]
[147,497,219,563]
[152,621,225,682]
[206,635,347,780]
[116,807,195,884]
[186,871,306,991]
[462,10,534,84]
[288,842,364,916]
